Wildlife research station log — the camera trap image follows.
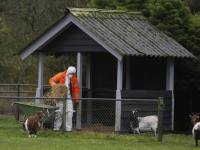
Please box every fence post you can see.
[16,84,20,122]
[62,97,66,134]
[158,97,165,143]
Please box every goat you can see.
[189,113,200,128]
[130,108,158,136]
[192,122,200,146]
[190,113,200,146]
[25,111,44,138]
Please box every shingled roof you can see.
[15,8,195,59]
[69,8,194,58]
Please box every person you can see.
[49,66,79,132]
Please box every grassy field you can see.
[0,121,199,150]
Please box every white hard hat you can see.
[67,66,76,74]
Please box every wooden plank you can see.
[130,57,167,90]
[121,90,172,99]
[92,53,117,89]
[50,39,100,46]
[64,25,84,32]
[163,125,172,131]
[42,45,107,52]
[41,24,108,52]
[164,98,173,104]
[163,118,172,125]
[163,112,172,118]
[59,32,91,39]
[164,105,172,111]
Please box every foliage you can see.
[0,0,90,84]
[89,0,149,10]
[89,0,200,92]
[16,0,90,34]
[1,0,200,93]
[184,0,200,14]
[143,0,200,91]
[144,0,191,47]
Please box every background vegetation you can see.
[0,0,200,93]
[0,0,90,84]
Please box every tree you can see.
[144,0,192,50]
[0,0,90,84]
[144,0,200,91]
[184,0,200,14]
[89,0,200,91]
[89,0,149,10]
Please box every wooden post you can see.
[76,52,82,131]
[115,59,123,132]
[158,97,165,143]
[126,56,131,90]
[36,52,44,103]
[62,97,66,134]
[17,84,20,122]
[166,57,174,130]
[86,53,92,124]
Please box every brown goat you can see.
[25,111,44,138]
[189,113,200,127]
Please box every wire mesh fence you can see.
[0,84,164,142]
[1,97,161,134]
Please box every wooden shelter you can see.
[15,8,195,132]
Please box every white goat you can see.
[130,108,158,136]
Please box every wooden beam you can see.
[76,52,82,131]
[65,15,123,61]
[166,57,174,130]
[20,14,123,61]
[35,53,44,103]
[126,56,131,90]
[86,53,92,124]
[115,58,123,131]
[20,16,73,60]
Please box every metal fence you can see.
[0,84,164,143]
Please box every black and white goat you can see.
[130,108,158,136]
[190,113,200,146]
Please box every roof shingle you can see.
[69,8,195,58]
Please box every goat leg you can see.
[196,139,198,147]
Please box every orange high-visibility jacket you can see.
[49,70,79,104]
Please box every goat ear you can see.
[189,115,192,117]
[198,116,199,118]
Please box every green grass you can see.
[0,122,199,150]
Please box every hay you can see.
[44,84,68,105]
[50,84,68,98]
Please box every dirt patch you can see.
[72,123,115,134]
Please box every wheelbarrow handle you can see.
[12,103,18,123]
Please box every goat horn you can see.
[195,113,200,115]
[133,108,139,111]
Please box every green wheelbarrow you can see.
[12,102,60,130]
